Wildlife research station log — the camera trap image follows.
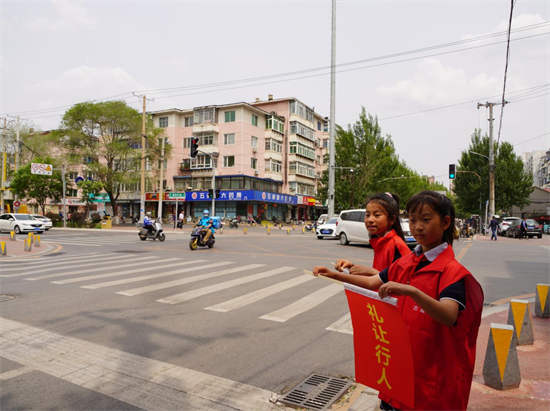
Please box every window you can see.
[266,115,284,134]
[224,156,235,167]
[317,121,321,131]
[252,114,258,127]
[251,136,258,151]
[290,121,315,141]
[68,172,78,180]
[350,211,365,222]
[185,116,194,127]
[289,142,315,160]
[198,134,214,145]
[265,139,282,153]
[67,188,79,197]
[289,100,314,122]
[323,139,329,149]
[159,117,168,128]
[317,155,321,164]
[191,155,212,169]
[194,108,216,124]
[183,137,190,149]
[157,159,168,169]
[289,161,315,178]
[251,158,258,169]
[265,159,282,173]
[225,111,236,122]
[224,133,235,145]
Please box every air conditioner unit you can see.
[252,147,257,153]
[254,170,259,176]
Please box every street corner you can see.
[0,234,57,258]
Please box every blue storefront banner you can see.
[186,190,297,205]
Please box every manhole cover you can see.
[278,374,352,410]
[114,250,150,254]
[0,295,16,302]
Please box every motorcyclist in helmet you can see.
[144,212,154,235]
[198,210,214,243]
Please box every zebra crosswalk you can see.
[41,234,172,247]
[1,253,354,335]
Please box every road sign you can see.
[75,177,84,183]
[31,163,53,176]
[167,193,186,199]
[14,201,20,208]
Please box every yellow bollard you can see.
[287,228,290,235]
[9,231,16,241]
[302,227,305,234]
[28,233,34,244]
[293,225,296,230]
[24,238,32,252]
[535,284,550,318]
[267,227,271,235]
[244,228,248,235]
[35,235,41,248]
[0,241,6,256]
[279,225,282,230]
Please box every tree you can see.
[454,129,533,215]
[77,180,105,218]
[318,108,446,211]
[59,101,167,217]
[10,157,66,214]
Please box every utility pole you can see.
[477,101,507,218]
[211,153,218,216]
[327,0,337,217]
[157,135,165,220]
[1,118,7,213]
[62,163,67,228]
[140,95,147,223]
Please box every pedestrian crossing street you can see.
[1,253,354,335]
[40,234,176,247]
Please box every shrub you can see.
[91,213,102,223]
[46,212,61,224]
[70,212,87,227]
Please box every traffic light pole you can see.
[196,150,218,217]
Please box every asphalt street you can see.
[1,227,548,411]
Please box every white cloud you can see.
[462,13,547,39]
[376,59,500,106]
[25,1,99,32]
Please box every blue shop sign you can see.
[186,190,297,205]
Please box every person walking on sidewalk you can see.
[313,191,484,411]
[520,217,528,239]
[489,216,499,241]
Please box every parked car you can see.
[335,209,416,247]
[316,214,329,226]
[315,217,339,239]
[498,217,520,236]
[0,213,45,234]
[30,214,52,231]
[506,219,543,238]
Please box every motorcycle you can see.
[189,225,215,250]
[138,219,166,241]
[304,222,314,231]
[229,218,239,229]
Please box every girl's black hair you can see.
[406,190,456,246]
[365,192,405,241]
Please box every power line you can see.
[512,132,550,146]
[496,0,516,147]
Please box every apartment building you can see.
[522,150,547,187]
[148,95,329,221]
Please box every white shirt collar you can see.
[414,242,448,262]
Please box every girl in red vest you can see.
[314,191,483,411]
[335,192,411,275]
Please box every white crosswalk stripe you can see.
[157,267,296,305]
[326,313,353,335]
[42,235,174,247]
[26,256,158,281]
[0,253,99,273]
[116,263,261,297]
[259,283,343,323]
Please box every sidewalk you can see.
[0,234,55,258]
[349,302,550,411]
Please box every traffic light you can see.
[449,164,456,179]
[215,189,221,198]
[190,137,199,158]
[208,188,214,199]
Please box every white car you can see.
[316,217,339,239]
[0,213,45,234]
[498,217,520,236]
[30,214,53,231]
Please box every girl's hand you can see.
[349,265,379,276]
[378,281,416,299]
[313,266,336,278]
[335,260,353,271]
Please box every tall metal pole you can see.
[1,118,6,213]
[488,103,495,218]
[14,116,20,205]
[157,136,165,219]
[327,0,337,217]
[211,154,217,216]
[140,96,146,222]
[62,163,67,228]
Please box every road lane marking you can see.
[0,253,99,272]
[157,267,296,305]
[259,283,343,323]
[80,260,208,289]
[2,255,123,277]
[117,263,259,297]
[490,293,536,306]
[51,258,182,284]
[205,274,314,313]
[456,241,474,262]
[0,366,34,380]
[0,318,281,411]
[25,256,157,281]
[326,313,353,335]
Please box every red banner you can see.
[344,284,415,409]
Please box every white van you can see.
[335,209,417,247]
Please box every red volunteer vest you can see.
[369,230,412,271]
[378,246,484,411]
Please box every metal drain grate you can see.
[114,250,150,254]
[278,374,352,410]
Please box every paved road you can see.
[1,228,548,410]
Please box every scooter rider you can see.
[144,212,155,235]
[199,210,214,243]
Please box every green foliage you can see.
[77,180,105,217]
[90,213,102,223]
[60,100,168,216]
[454,129,533,215]
[10,156,68,215]
[70,212,87,227]
[45,211,61,224]
[318,108,447,211]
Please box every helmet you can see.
[146,212,151,216]
[203,210,209,215]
